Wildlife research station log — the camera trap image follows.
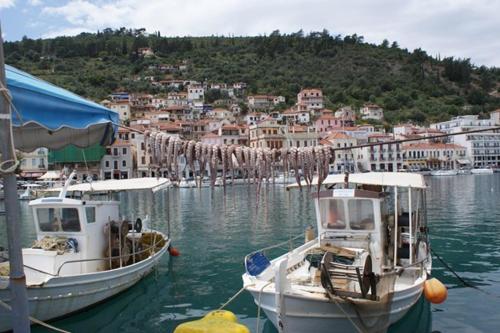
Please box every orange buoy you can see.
[168,246,180,257]
[424,278,447,304]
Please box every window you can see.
[348,199,374,230]
[320,199,346,229]
[85,207,96,223]
[122,148,127,155]
[114,161,118,169]
[105,161,110,168]
[37,208,81,232]
[113,148,118,156]
[122,160,127,167]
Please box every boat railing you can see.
[0,234,168,280]
[52,236,167,276]
[55,235,167,276]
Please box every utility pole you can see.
[0,24,32,332]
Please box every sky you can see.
[1,0,499,67]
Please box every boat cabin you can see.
[305,173,429,275]
[26,197,119,281]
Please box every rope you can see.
[430,248,500,298]
[0,299,71,333]
[0,82,24,125]
[0,83,20,175]
[217,286,249,311]
[256,281,272,333]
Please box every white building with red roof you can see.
[361,133,403,172]
[297,88,324,111]
[282,108,310,124]
[402,143,467,170]
[320,132,361,173]
[283,125,318,149]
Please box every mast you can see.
[0,24,32,332]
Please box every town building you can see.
[360,103,384,121]
[402,143,467,170]
[282,108,310,124]
[187,84,205,101]
[207,108,235,122]
[249,119,284,149]
[361,134,403,172]
[19,148,48,180]
[297,88,324,111]
[283,125,318,149]
[100,141,133,180]
[247,95,285,111]
[108,100,131,122]
[334,106,356,125]
[315,110,343,136]
[244,112,268,125]
[166,92,189,107]
[430,113,500,168]
[320,132,360,173]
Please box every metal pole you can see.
[0,25,32,332]
[393,186,398,268]
[409,187,412,265]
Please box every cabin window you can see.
[85,207,96,223]
[37,207,81,232]
[348,199,375,230]
[320,199,346,229]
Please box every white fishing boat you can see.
[177,177,197,188]
[470,168,494,175]
[457,168,472,175]
[0,172,173,332]
[430,169,458,176]
[242,172,432,333]
[18,183,43,200]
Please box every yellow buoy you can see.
[424,278,448,304]
[174,310,250,333]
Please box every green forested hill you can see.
[4,28,500,124]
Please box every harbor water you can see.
[1,174,499,332]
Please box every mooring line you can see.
[0,299,70,333]
[430,248,500,299]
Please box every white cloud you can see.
[40,0,500,66]
[42,26,92,38]
[0,0,15,9]
[29,0,43,6]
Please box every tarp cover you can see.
[5,65,119,151]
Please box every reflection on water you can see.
[1,174,499,332]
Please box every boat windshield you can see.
[319,198,375,230]
[36,207,81,232]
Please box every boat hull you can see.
[0,239,169,332]
[247,280,424,333]
[430,170,458,176]
[471,168,494,174]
